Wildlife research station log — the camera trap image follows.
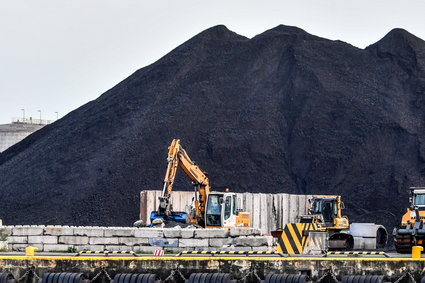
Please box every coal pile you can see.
[1,25,425,229]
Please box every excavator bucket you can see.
[274,223,326,255]
[149,211,189,226]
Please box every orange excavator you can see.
[150,139,251,228]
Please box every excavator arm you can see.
[157,139,211,225]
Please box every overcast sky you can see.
[1,0,424,124]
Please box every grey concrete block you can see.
[149,238,178,247]
[12,226,44,236]
[179,238,208,248]
[163,228,181,238]
[163,247,185,254]
[58,236,89,245]
[13,243,43,252]
[252,246,273,252]
[74,245,105,251]
[74,228,104,237]
[208,238,233,247]
[0,227,12,237]
[181,229,195,238]
[89,237,119,245]
[28,235,58,244]
[104,228,135,237]
[195,228,229,238]
[104,245,133,252]
[44,226,74,236]
[134,228,163,238]
[229,228,261,237]
[221,246,252,251]
[132,246,163,253]
[118,237,149,246]
[44,244,72,252]
[7,236,27,244]
[234,236,269,247]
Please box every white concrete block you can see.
[229,228,261,237]
[58,236,89,245]
[104,228,135,237]
[181,229,195,238]
[89,237,119,245]
[134,228,163,238]
[149,238,178,247]
[44,244,72,252]
[195,229,229,238]
[44,226,74,236]
[13,243,43,251]
[208,238,233,247]
[74,245,105,251]
[104,245,133,252]
[118,237,149,246]
[28,235,58,244]
[163,228,181,238]
[179,238,208,248]
[8,236,27,244]
[133,246,165,253]
[73,228,104,237]
[234,236,269,247]
[0,227,12,236]
[12,226,44,236]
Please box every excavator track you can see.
[394,234,413,254]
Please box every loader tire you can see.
[112,273,159,283]
[0,273,15,283]
[341,275,384,283]
[185,273,234,283]
[262,274,308,283]
[394,234,414,254]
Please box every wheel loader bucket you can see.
[275,223,327,255]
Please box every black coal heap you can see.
[1,25,425,229]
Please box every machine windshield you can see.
[206,194,222,226]
[415,194,425,206]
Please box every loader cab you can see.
[311,198,338,227]
[411,188,425,209]
[205,192,238,228]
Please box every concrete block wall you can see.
[140,191,312,232]
[0,225,274,253]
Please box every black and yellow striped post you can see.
[176,250,282,257]
[324,251,389,257]
[76,250,138,257]
[276,223,321,255]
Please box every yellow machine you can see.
[151,139,250,228]
[273,195,387,254]
[393,187,425,253]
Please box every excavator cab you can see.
[205,192,250,228]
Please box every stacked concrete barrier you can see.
[0,225,273,253]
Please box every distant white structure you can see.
[0,119,50,152]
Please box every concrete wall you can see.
[140,191,312,232]
[0,225,272,253]
[0,123,44,152]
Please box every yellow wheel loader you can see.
[393,187,425,253]
[272,195,387,255]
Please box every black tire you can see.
[420,276,425,283]
[341,276,383,283]
[186,273,233,283]
[0,273,14,283]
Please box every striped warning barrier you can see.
[153,250,164,256]
[176,250,283,257]
[276,223,320,255]
[324,251,389,257]
[76,250,138,257]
